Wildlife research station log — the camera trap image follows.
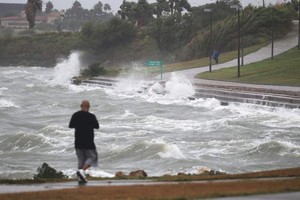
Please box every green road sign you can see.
[146,60,163,79]
[146,60,162,67]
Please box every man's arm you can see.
[93,115,99,129]
[69,114,76,128]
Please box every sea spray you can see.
[113,72,196,99]
[165,72,195,98]
[51,52,81,85]
[113,62,150,94]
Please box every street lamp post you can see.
[241,9,244,66]
[231,5,243,78]
[204,9,213,72]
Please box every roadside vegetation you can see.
[0,32,79,66]
[163,43,268,72]
[197,48,300,86]
[0,0,298,68]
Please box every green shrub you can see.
[34,163,67,180]
[80,62,107,77]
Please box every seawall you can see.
[72,77,300,109]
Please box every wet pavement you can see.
[0,180,156,194]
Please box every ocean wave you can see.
[0,126,73,155]
[253,140,300,156]
[152,139,186,159]
[100,137,186,162]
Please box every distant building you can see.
[1,11,42,30]
[46,11,62,24]
[0,3,25,18]
[0,10,62,30]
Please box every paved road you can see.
[161,20,300,92]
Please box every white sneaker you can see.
[77,169,87,184]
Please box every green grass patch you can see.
[163,43,267,72]
[196,48,300,86]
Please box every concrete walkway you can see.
[161,20,300,92]
[0,180,155,194]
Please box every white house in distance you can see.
[0,3,62,30]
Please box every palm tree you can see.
[25,0,43,29]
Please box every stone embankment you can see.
[73,77,300,109]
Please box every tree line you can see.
[81,0,297,62]
[36,0,114,32]
[0,0,298,67]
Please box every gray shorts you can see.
[76,149,98,169]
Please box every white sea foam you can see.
[26,84,35,88]
[114,78,148,95]
[2,69,31,75]
[0,99,18,108]
[62,169,114,178]
[141,115,203,132]
[110,72,197,105]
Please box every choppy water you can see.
[1,52,300,179]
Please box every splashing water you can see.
[165,73,195,98]
[51,52,81,85]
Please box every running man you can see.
[69,100,99,184]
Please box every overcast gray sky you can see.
[0,0,282,13]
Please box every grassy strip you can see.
[162,43,267,73]
[196,48,300,86]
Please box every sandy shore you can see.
[1,167,300,200]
